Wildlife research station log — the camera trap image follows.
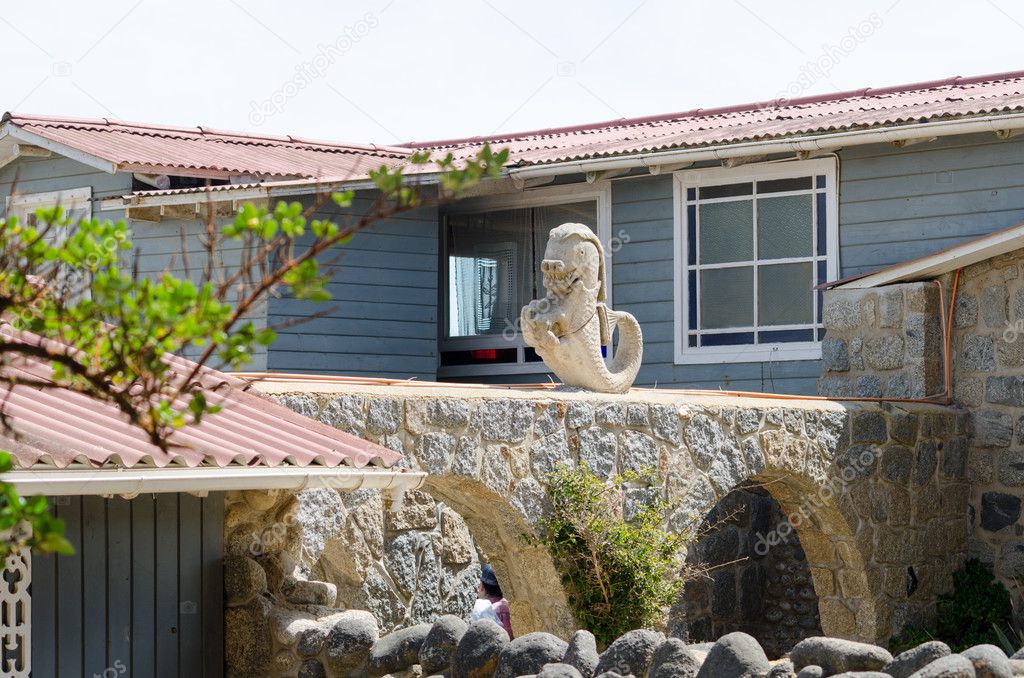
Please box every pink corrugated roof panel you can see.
[3,113,413,179]
[408,71,1024,166]
[0,331,403,470]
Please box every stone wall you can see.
[253,382,969,649]
[685,484,822,658]
[950,247,1024,589]
[222,486,483,676]
[818,282,944,398]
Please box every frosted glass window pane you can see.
[758,194,812,260]
[700,267,753,329]
[447,209,532,337]
[758,262,813,325]
[699,200,753,264]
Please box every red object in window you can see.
[470,349,497,361]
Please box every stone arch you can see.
[671,407,879,643]
[424,473,577,639]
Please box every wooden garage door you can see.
[31,493,224,678]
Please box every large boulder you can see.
[451,619,510,678]
[648,638,701,678]
[495,632,569,678]
[322,610,379,676]
[906,654,977,677]
[563,630,599,678]
[960,644,1012,678]
[884,641,952,678]
[795,667,823,678]
[695,631,770,678]
[790,637,893,674]
[366,623,431,676]
[766,659,796,677]
[595,629,664,677]
[419,614,469,675]
[538,663,585,678]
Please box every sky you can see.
[1,1,1020,146]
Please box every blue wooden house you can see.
[3,70,1023,398]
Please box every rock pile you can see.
[316,622,1024,678]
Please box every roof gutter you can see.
[505,112,1024,180]
[5,466,426,505]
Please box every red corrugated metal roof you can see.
[9,70,1024,187]
[2,112,412,179]
[407,70,1024,166]
[0,328,402,470]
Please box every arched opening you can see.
[424,474,577,638]
[679,464,877,650]
[683,482,822,657]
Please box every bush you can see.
[890,559,1013,653]
[537,465,692,648]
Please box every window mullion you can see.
[752,187,759,345]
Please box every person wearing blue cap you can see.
[470,563,514,639]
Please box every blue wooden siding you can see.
[266,192,439,379]
[32,493,224,678]
[839,132,1024,276]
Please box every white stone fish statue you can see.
[520,222,643,393]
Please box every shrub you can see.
[537,465,693,648]
[890,559,1013,653]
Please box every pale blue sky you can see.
[1,1,1018,145]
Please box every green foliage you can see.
[890,559,1013,653]
[0,145,506,556]
[538,465,690,648]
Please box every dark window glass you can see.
[759,329,814,343]
[687,204,697,265]
[757,177,812,193]
[686,187,696,201]
[702,332,755,346]
[699,182,753,199]
[815,175,826,189]
[816,192,827,256]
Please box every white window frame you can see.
[439,182,612,378]
[5,187,92,224]
[673,158,838,365]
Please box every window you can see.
[5,187,92,228]
[674,159,837,364]
[440,184,611,376]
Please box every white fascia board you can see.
[6,127,119,174]
[836,224,1024,289]
[6,466,427,500]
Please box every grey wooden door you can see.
[31,492,224,677]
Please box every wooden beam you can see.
[159,203,199,220]
[127,206,162,222]
[647,161,693,175]
[722,154,767,168]
[585,169,628,183]
[13,144,51,158]
[891,136,937,148]
[996,129,1023,140]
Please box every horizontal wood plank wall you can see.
[31,493,224,678]
[266,191,439,379]
[839,132,1024,277]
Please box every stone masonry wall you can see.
[818,282,944,399]
[950,247,1024,593]
[252,382,970,649]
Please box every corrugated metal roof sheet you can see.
[0,329,402,470]
[2,112,412,179]
[407,71,1024,166]
[9,70,1024,190]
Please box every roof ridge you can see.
[405,69,1024,149]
